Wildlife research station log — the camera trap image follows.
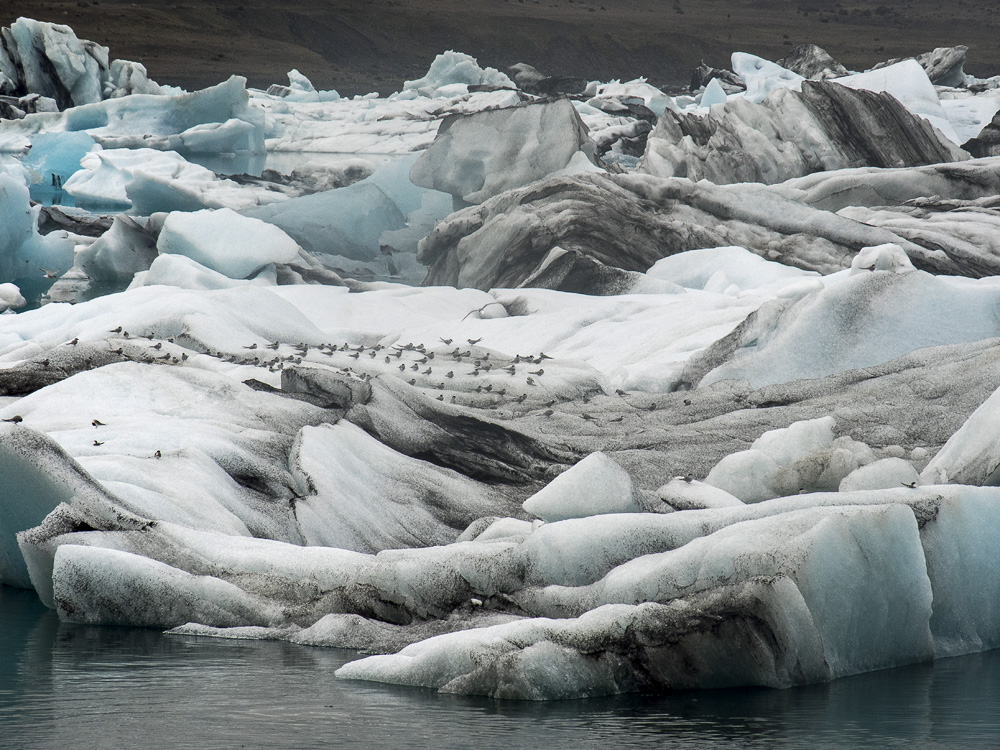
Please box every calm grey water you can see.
[3,585,999,750]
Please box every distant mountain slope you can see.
[1,0,998,94]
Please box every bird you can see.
[446,371,454,378]
[369,351,377,358]
[2,415,22,423]
[39,359,49,367]
[181,353,189,361]
[92,419,105,427]
[538,352,553,360]
[683,398,692,406]
[93,440,104,446]
[902,481,918,488]
[398,364,406,372]
[609,415,624,422]
[543,409,554,417]
[468,338,482,345]
[529,369,544,376]
[409,378,416,385]
[514,394,526,403]
[41,268,58,279]
[154,450,162,459]
[385,356,391,364]
[243,343,257,350]
[349,352,360,359]
[109,326,122,333]
[581,413,595,421]
[526,377,535,386]
[440,338,452,345]
[436,394,444,401]
[67,337,78,346]
[422,367,432,375]
[411,363,419,371]
[615,389,626,396]
[266,342,280,350]
[152,342,162,350]
[504,365,516,374]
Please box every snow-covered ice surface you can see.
[6,19,1000,702]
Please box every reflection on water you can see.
[2,584,999,750]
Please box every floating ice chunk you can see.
[646,246,820,296]
[840,458,920,492]
[0,171,74,283]
[656,478,743,511]
[849,243,916,275]
[107,59,162,98]
[0,425,113,588]
[52,544,281,627]
[4,18,107,108]
[129,253,275,291]
[75,215,157,283]
[339,503,934,697]
[731,52,804,103]
[921,383,1000,486]
[290,421,513,553]
[403,51,513,97]
[0,283,25,311]
[244,181,405,261]
[834,60,960,145]
[704,417,876,502]
[157,208,301,279]
[700,267,1000,389]
[699,78,729,108]
[23,131,96,187]
[410,98,598,204]
[5,76,264,157]
[523,452,640,522]
[63,148,285,214]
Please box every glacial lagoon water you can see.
[3,586,999,750]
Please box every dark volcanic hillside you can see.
[1,0,998,95]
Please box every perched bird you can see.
[244,343,257,350]
[526,377,535,386]
[154,450,162,459]
[93,440,104,447]
[398,364,406,372]
[440,338,453,345]
[436,395,444,401]
[902,481,918,488]
[41,268,58,279]
[446,371,454,378]
[92,419,105,427]
[581,413,595,421]
[349,352,360,359]
[409,378,416,385]
[2,415,23,423]
[152,342,162,350]
[67,337,78,346]
[529,369,544,376]
[615,389,626,396]
[543,409,554,417]
[468,338,482,345]
[514,394,526,403]
[411,363,419,371]
[266,342,280,350]
[422,367,433,375]
[109,326,122,333]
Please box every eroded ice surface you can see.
[3,18,1000,704]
